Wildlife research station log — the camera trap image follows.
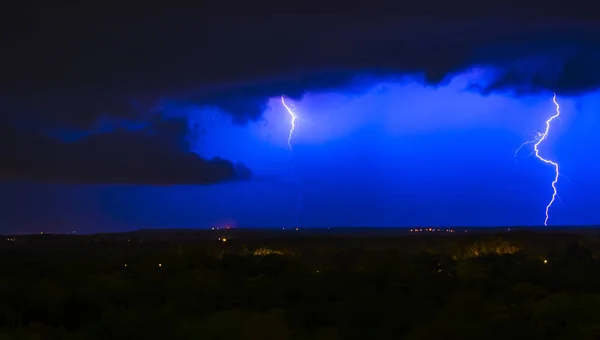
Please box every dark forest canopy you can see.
[1,231,600,339]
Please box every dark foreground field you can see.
[2,228,600,339]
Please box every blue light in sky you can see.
[2,68,600,233]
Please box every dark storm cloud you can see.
[156,19,600,113]
[475,53,600,96]
[0,118,252,185]
[3,10,600,129]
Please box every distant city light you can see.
[124,264,127,267]
[409,228,455,233]
[158,263,162,267]
[543,259,548,264]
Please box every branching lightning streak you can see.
[281,96,298,153]
[528,93,561,226]
[281,95,302,228]
[514,132,543,158]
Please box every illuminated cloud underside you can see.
[185,68,587,227]
[4,67,600,233]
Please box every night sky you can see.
[2,8,600,233]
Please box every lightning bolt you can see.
[281,95,302,228]
[516,93,561,226]
[281,96,297,153]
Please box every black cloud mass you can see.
[0,118,251,185]
[1,7,599,184]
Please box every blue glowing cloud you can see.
[14,68,588,232]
